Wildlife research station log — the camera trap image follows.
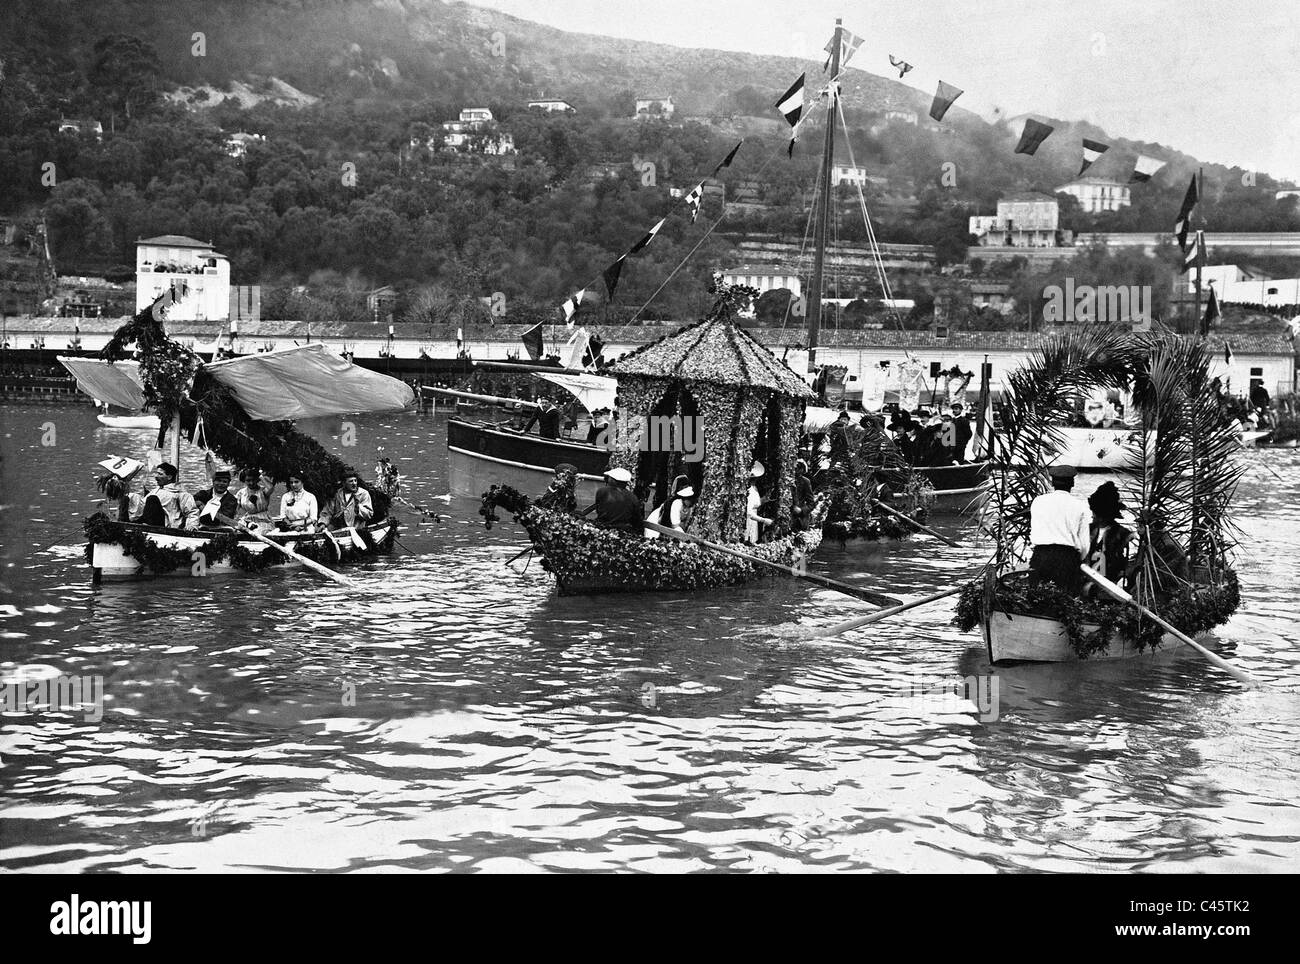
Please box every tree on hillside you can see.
[89,35,162,128]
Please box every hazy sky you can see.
[474,0,1300,184]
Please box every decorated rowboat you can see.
[85,516,397,583]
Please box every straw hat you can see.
[750,461,765,478]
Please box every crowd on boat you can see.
[100,460,377,534]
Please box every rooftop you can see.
[137,235,213,249]
[1000,191,1059,203]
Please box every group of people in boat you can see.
[108,461,374,534]
[1027,464,1189,598]
[810,403,977,474]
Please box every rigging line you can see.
[779,141,828,337]
[835,99,907,332]
[612,110,829,339]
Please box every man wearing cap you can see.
[195,470,239,528]
[581,467,643,534]
[524,396,562,440]
[1028,464,1091,594]
[319,470,374,530]
[140,462,199,530]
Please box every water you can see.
[1,403,1298,872]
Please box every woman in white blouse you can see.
[644,484,696,539]
[279,475,318,532]
[746,461,773,544]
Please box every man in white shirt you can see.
[1028,464,1090,594]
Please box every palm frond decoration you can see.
[977,326,1140,569]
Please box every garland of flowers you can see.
[953,568,1240,657]
[83,513,396,575]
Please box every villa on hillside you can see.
[434,108,516,155]
[969,192,1062,248]
[135,235,230,322]
[634,96,674,120]
[1055,176,1131,213]
[527,99,575,113]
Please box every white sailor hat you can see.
[750,461,765,478]
[604,467,632,483]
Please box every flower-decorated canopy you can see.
[606,279,812,543]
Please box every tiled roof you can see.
[137,235,211,248]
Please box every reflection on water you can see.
[1,404,1297,872]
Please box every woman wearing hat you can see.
[1085,481,1132,589]
[644,480,697,539]
[746,461,774,544]
[236,468,275,525]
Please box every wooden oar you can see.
[818,585,965,638]
[217,514,357,587]
[1079,564,1266,688]
[643,520,900,607]
[869,498,960,547]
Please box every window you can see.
[1250,367,1263,376]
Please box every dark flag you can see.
[602,255,626,301]
[683,181,704,223]
[1203,287,1221,334]
[628,217,665,254]
[1079,138,1109,175]
[1224,339,1234,365]
[584,333,605,368]
[1130,154,1166,183]
[1014,118,1055,155]
[929,80,963,121]
[521,321,543,360]
[888,55,913,79]
[711,141,742,177]
[1174,175,1199,251]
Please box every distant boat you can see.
[97,412,161,430]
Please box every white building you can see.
[635,96,674,120]
[1207,277,1300,307]
[528,99,575,113]
[969,192,1060,247]
[1276,190,1300,202]
[884,109,917,125]
[58,118,103,141]
[831,164,869,187]
[1054,176,1131,213]
[720,269,802,300]
[1185,264,1271,292]
[225,131,265,157]
[440,108,516,154]
[135,235,230,322]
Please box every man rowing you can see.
[140,462,199,530]
[1028,464,1091,594]
[320,469,374,530]
[581,467,642,534]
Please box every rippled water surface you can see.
[2,403,1298,872]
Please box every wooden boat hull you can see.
[97,413,161,429]
[517,504,827,596]
[89,519,396,582]
[983,610,1185,663]
[448,418,608,504]
[915,461,991,515]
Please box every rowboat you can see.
[86,517,397,583]
[916,461,992,514]
[97,413,161,429]
[983,609,1188,663]
[448,418,608,504]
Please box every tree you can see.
[89,35,162,127]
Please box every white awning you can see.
[536,371,617,413]
[804,405,848,432]
[205,344,414,420]
[58,357,145,410]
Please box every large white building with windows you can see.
[969,192,1061,247]
[1054,176,1131,213]
[135,235,230,322]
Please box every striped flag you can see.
[776,73,805,155]
[1079,138,1109,175]
[1014,118,1055,155]
[1224,338,1234,366]
[1130,154,1166,183]
[929,80,964,122]
[561,289,585,328]
[628,217,665,255]
[521,321,543,360]
[823,28,864,71]
[1174,175,1199,252]
[683,181,704,223]
[1184,230,1206,270]
[888,55,913,79]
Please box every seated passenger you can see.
[279,474,319,532]
[140,462,199,530]
[195,470,239,528]
[319,469,374,530]
[644,483,696,539]
[235,468,274,523]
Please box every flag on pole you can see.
[456,327,463,350]
[1184,230,1206,271]
[711,140,742,177]
[1224,338,1234,366]
[602,255,627,301]
[971,361,994,461]
[521,321,543,360]
[683,181,704,223]
[823,28,864,71]
[1078,138,1109,175]
[1014,118,1055,155]
[561,289,585,328]
[1204,286,1221,334]
[888,55,913,79]
[1174,175,1199,252]
[628,218,665,254]
[929,80,963,121]
[1129,154,1166,183]
[776,73,805,156]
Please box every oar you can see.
[217,514,357,587]
[643,520,900,607]
[1079,564,1266,688]
[818,585,965,638]
[868,497,960,547]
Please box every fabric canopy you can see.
[804,406,849,432]
[205,344,414,420]
[536,371,618,413]
[58,357,145,410]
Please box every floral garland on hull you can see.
[953,569,1240,657]
[481,484,826,593]
[83,514,396,575]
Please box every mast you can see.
[1193,167,1203,335]
[807,18,842,376]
